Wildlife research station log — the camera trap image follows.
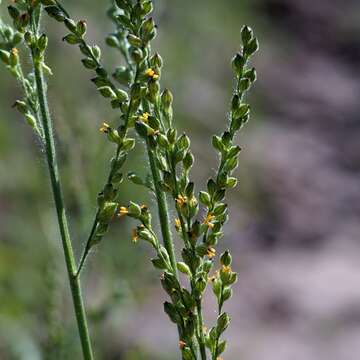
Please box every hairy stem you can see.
[32,59,94,360]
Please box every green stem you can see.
[196,300,207,360]
[33,60,94,360]
[146,142,177,273]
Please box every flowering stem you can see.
[32,59,94,360]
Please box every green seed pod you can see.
[98,86,117,99]
[127,34,142,48]
[150,52,163,68]
[37,34,48,53]
[116,15,132,29]
[220,250,232,267]
[212,277,222,298]
[128,201,142,218]
[98,202,118,222]
[106,35,120,48]
[199,191,211,207]
[245,37,259,56]
[138,227,156,245]
[92,45,102,61]
[13,100,28,115]
[161,88,173,108]
[203,259,213,273]
[177,262,191,276]
[115,89,129,102]
[232,53,246,76]
[81,58,97,69]
[148,79,160,103]
[167,128,177,144]
[77,20,87,37]
[63,34,80,45]
[141,1,154,17]
[217,312,230,335]
[244,67,257,82]
[130,48,144,64]
[25,114,37,129]
[195,277,207,294]
[183,151,194,170]
[141,17,157,43]
[241,25,253,45]
[151,257,168,270]
[222,287,233,302]
[217,340,227,356]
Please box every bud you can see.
[77,20,87,37]
[38,34,48,52]
[177,262,191,276]
[220,250,232,267]
[98,86,117,99]
[232,53,246,76]
[150,52,163,68]
[63,34,80,45]
[13,100,28,115]
[216,312,230,335]
[161,88,173,109]
[128,201,142,218]
[241,25,253,45]
[127,34,142,48]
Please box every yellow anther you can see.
[145,68,159,80]
[176,194,187,207]
[175,218,181,231]
[99,122,111,134]
[118,206,129,217]
[222,265,231,273]
[139,112,150,123]
[207,247,216,259]
[203,213,215,229]
[131,229,138,243]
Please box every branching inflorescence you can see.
[1,0,258,359]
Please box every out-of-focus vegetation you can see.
[1,1,360,359]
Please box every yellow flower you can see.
[176,194,187,207]
[11,48,18,56]
[99,122,111,134]
[139,112,150,123]
[174,218,181,231]
[222,265,231,273]
[207,247,216,259]
[203,213,215,229]
[145,68,159,80]
[131,229,138,243]
[118,206,129,217]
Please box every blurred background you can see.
[1,0,360,359]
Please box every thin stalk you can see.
[32,60,94,360]
[146,142,177,273]
[196,299,207,360]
